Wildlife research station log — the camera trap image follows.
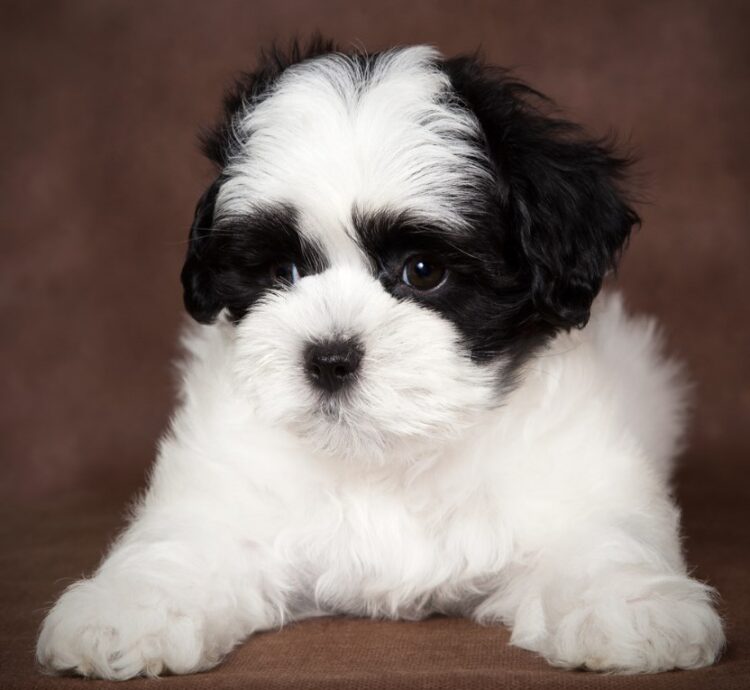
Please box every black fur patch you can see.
[181,201,327,324]
[181,176,225,324]
[442,55,639,331]
[183,41,639,374]
[354,209,551,366]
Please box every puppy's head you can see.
[181,40,638,462]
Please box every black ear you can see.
[181,177,224,324]
[445,57,639,330]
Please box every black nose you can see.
[304,340,363,393]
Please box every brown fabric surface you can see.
[1,0,748,688]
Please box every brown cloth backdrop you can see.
[1,1,748,688]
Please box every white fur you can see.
[37,46,724,679]
[219,46,492,251]
[37,293,724,678]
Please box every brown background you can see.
[1,1,748,688]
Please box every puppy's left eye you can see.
[402,255,447,291]
[270,262,300,285]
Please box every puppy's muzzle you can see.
[304,339,363,393]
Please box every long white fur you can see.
[37,46,724,679]
[219,46,492,250]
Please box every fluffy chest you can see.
[272,482,511,617]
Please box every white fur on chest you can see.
[143,293,684,617]
[270,468,512,618]
[37,293,724,680]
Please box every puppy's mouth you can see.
[312,385,365,425]
[317,393,347,418]
[286,393,386,461]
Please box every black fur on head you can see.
[181,177,224,324]
[182,41,639,335]
[443,55,639,331]
[182,36,338,324]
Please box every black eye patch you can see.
[195,204,327,322]
[353,208,551,365]
[353,208,508,290]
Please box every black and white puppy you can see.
[37,41,724,678]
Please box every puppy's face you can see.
[181,43,637,462]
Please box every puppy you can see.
[37,41,724,678]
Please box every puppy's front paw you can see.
[37,577,214,679]
[513,573,725,673]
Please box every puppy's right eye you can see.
[270,262,300,285]
[402,255,447,291]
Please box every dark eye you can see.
[401,255,447,291]
[270,262,300,285]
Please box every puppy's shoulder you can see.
[511,291,687,471]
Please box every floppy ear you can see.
[180,177,224,324]
[445,57,639,330]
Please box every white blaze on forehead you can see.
[217,46,492,256]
